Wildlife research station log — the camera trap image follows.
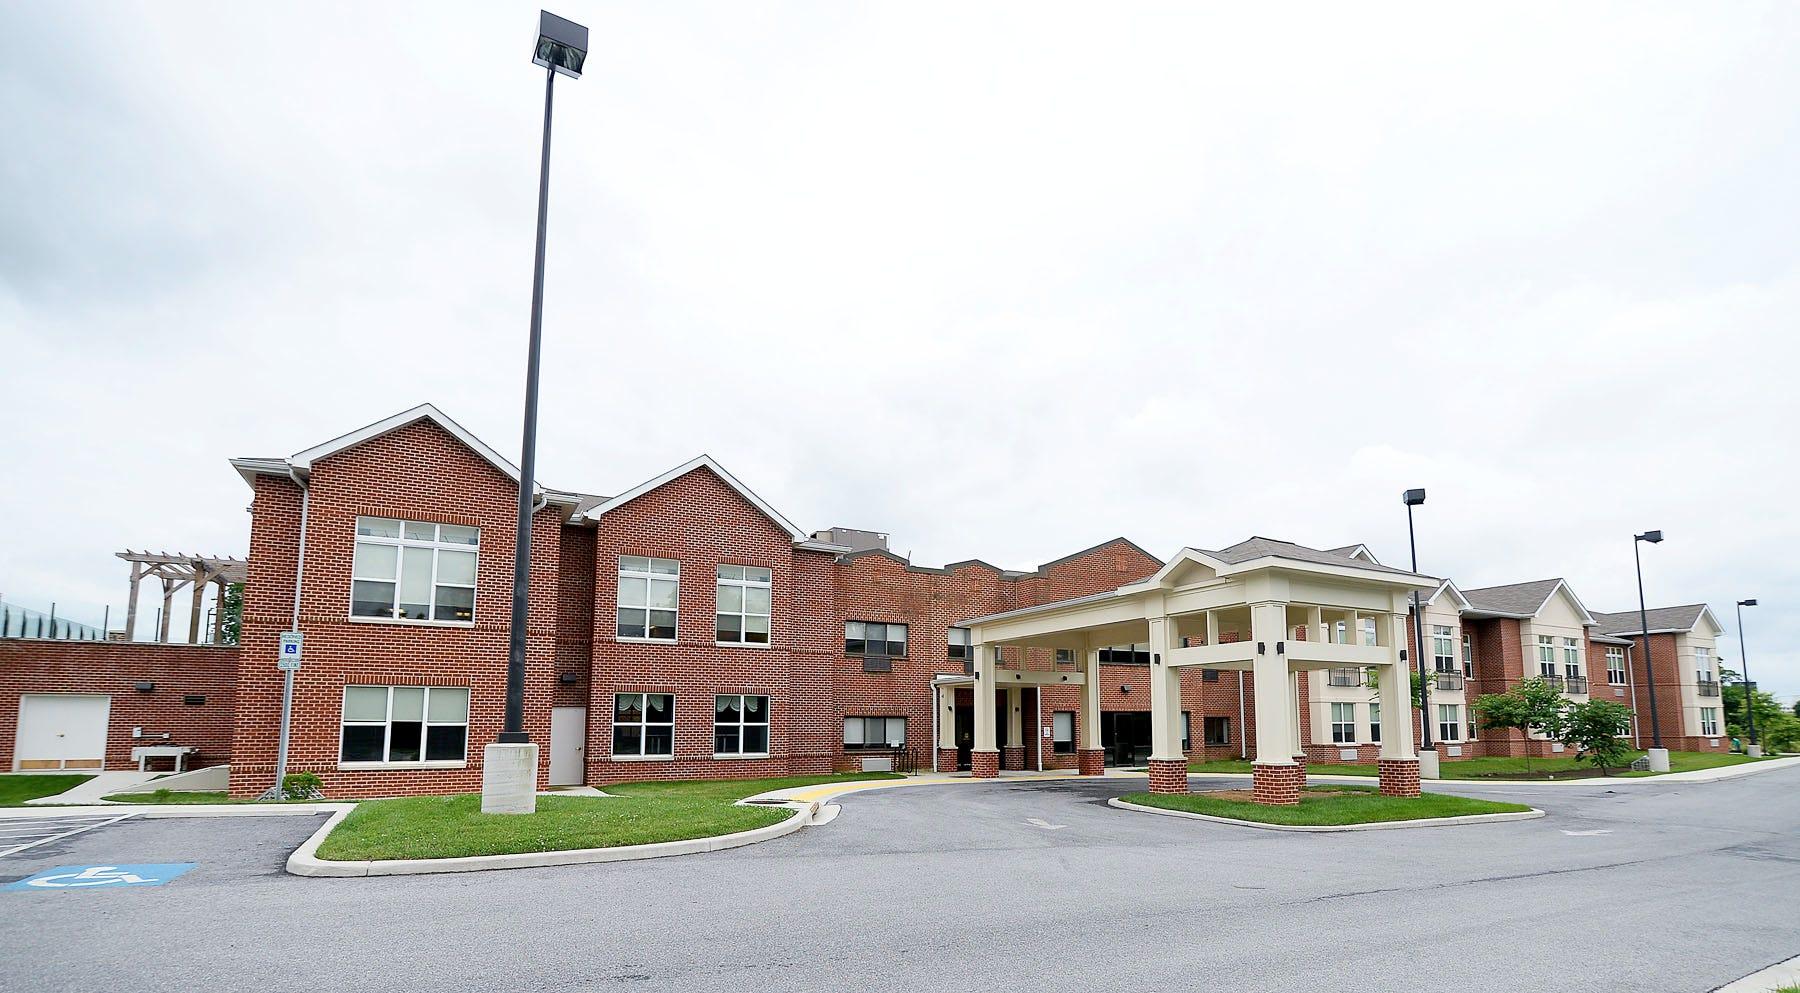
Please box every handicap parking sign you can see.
[5,864,195,891]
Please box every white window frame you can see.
[1563,637,1582,678]
[715,565,772,647]
[1693,646,1712,684]
[1536,635,1557,678]
[1051,711,1076,754]
[349,517,480,626]
[1700,707,1719,736]
[1438,703,1462,742]
[1606,647,1627,685]
[1331,702,1357,744]
[1432,625,1456,673]
[1203,715,1231,747]
[844,716,906,751]
[1462,632,1474,676]
[1368,703,1381,744]
[714,694,770,757]
[339,685,470,768]
[845,621,907,658]
[611,692,675,759]
[616,556,680,642]
[947,626,972,661]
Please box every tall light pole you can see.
[1403,488,1436,778]
[1736,599,1760,755]
[1633,530,1668,773]
[485,10,588,816]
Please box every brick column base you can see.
[937,748,960,773]
[1002,745,1027,771]
[1147,758,1189,794]
[1251,762,1303,806]
[1078,748,1106,776]
[1377,757,1421,798]
[970,750,1000,778]
[1292,752,1308,787]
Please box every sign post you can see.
[266,632,303,800]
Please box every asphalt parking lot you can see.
[2,769,1796,993]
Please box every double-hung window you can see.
[845,621,907,657]
[1700,707,1720,736]
[1204,715,1230,747]
[715,694,769,756]
[340,685,469,764]
[1462,633,1474,677]
[1693,646,1712,684]
[1433,625,1456,673]
[1052,712,1075,754]
[843,716,906,751]
[1438,703,1462,742]
[1369,703,1381,744]
[613,693,674,757]
[946,627,972,662]
[715,566,772,646]
[350,517,479,622]
[1536,635,1557,678]
[1607,647,1627,684]
[1331,702,1357,744]
[1562,637,1582,678]
[617,556,679,640]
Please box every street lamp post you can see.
[1633,530,1669,773]
[1737,599,1760,756]
[483,10,588,816]
[1403,488,1437,779]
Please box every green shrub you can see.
[281,772,324,800]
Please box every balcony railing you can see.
[1434,672,1464,691]
[1563,675,1588,695]
[1539,674,1565,691]
[1697,679,1721,698]
[1327,668,1362,687]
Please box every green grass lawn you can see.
[1124,784,1531,826]
[316,772,903,862]
[0,773,94,805]
[1188,750,1770,781]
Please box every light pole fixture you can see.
[1737,599,1759,753]
[1633,530,1666,768]
[488,10,587,815]
[1403,488,1432,754]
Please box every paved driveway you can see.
[1,770,1796,993]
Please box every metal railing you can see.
[1434,672,1464,691]
[1327,668,1362,687]
[853,744,917,774]
[1696,679,1721,698]
[1539,674,1565,690]
[0,601,107,641]
[1563,675,1588,694]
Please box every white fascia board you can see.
[957,588,1128,629]
[1145,547,1234,586]
[1224,555,1437,590]
[1694,605,1724,636]
[795,539,853,554]
[1425,580,1473,611]
[229,457,291,489]
[578,455,807,542]
[288,403,538,495]
[1537,579,1598,626]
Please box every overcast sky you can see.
[3,3,1796,700]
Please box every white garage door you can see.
[15,695,111,771]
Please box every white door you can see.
[16,694,111,771]
[548,707,587,786]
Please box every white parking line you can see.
[0,812,138,860]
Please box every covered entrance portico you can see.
[932,670,1069,773]
[955,544,1433,804]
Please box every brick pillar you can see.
[1292,752,1308,787]
[1002,745,1027,771]
[1377,757,1421,798]
[1147,758,1189,794]
[937,748,959,773]
[1251,762,1303,805]
[1078,748,1106,776]
[971,750,1000,778]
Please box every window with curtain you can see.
[715,694,770,755]
[612,693,674,757]
[340,685,469,763]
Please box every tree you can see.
[1720,667,1791,752]
[219,582,243,647]
[1471,677,1569,773]
[1562,699,1634,775]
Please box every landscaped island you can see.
[1184,749,1769,781]
[313,772,901,862]
[1121,785,1531,827]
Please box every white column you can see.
[1205,610,1220,646]
[937,683,956,750]
[1250,601,1294,765]
[1149,616,1185,760]
[1289,668,1304,752]
[1306,605,1323,643]
[973,643,996,752]
[1006,686,1023,745]
[1379,616,1417,760]
[1081,639,1102,751]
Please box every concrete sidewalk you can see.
[22,771,160,805]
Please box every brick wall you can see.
[0,640,237,771]
[229,419,560,798]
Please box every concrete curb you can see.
[1106,796,1546,832]
[1185,755,1800,789]
[0,802,346,819]
[1712,952,1800,992]
[285,798,826,877]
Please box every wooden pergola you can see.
[117,550,248,643]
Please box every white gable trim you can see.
[1423,579,1472,611]
[578,455,807,542]
[1536,579,1597,626]
[291,403,526,487]
[1143,547,1234,587]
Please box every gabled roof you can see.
[1327,543,1381,565]
[574,455,807,543]
[1590,604,1720,638]
[1418,579,1472,611]
[1461,578,1595,624]
[1207,537,1420,577]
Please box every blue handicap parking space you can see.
[6,863,196,891]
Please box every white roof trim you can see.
[1540,579,1598,626]
[291,403,527,486]
[1340,544,1381,565]
[578,455,807,542]
[1144,547,1233,586]
[1421,579,1472,611]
